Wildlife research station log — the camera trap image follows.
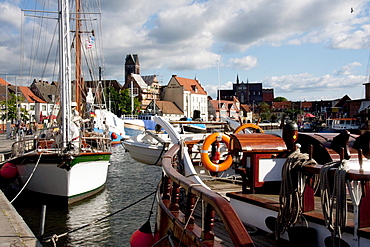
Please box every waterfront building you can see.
[163,75,208,120]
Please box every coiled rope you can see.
[320,160,348,243]
[42,188,158,245]
[275,149,317,239]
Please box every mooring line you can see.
[10,152,43,204]
[42,188,158,244]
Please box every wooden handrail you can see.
[161,144,254,247]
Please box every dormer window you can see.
[191,85,197,92]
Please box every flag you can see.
[86,36,94,49]
[86,39,93,49]
[90,112,97,117]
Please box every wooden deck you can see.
[202,179,292,246]
[202,177,370,246]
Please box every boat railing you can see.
[300,146,370,240]
[80,135,111,152]
[11,138,38,156]
[10,133,111,157]
[159,143,254,246]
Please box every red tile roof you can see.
[0,78,11,86]
[174,76,207,95]
[19,86,46,103]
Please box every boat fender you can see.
[111,132,118,140]
[129,220,154,247]
[201,132,233,172]
[234,123,264,134]
[0,162,18,179]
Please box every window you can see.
[30,105,35,110]
[42,105,46,111]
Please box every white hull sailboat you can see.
[11,0,112,204]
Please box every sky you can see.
[1,0,370,102]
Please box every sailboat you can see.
[10,0,112,204]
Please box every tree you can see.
[259,102,271,121]
[284,108,303,121]
[273,97,288,102]
[0,93,29,123]
[104,87,140,116]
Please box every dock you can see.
[0,134,42,247]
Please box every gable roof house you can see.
[29,80,59,103]
[208,97,241,121]
[123,74,161,111]
[0,81,47,124]
[145,100,184,120]
[163,75,208,120]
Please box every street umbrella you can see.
[304,113,315,118]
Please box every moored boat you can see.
[319,118,360,133]
[9,0,112,204]
[122,116,208,166]
[156,117,370,246]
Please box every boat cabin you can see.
[229,133,288,193]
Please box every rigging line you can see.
[10,152,43,204]
[41,23,58,80]
[148,182,159,221]
[29,1,47,80]
[42,189,158,243]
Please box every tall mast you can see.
[59,0,72,147]
[75,0,82,114]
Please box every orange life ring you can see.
[200,132,233,172]
[234,123,264,134]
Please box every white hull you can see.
[17,158,109,199]
[123,140,168,166]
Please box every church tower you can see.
[125,54,140,83]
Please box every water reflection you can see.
[15,145,162,246]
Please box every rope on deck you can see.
[275,149,317,239]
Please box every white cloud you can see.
[333,62,362,75]
[228,56,258,71]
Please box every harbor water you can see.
[9,128,282,246]
[12,145,162,246]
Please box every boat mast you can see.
[59,0,72,147]
[75,0,82,114]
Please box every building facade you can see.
[163,75,208,120]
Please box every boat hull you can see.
[122,141,166,166]
[15,152,110,203]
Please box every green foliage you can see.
[284,108,303,121]
[0,93,29,123]
[259,102,271,121]
[104,87,141,116]
[273,97,288,102]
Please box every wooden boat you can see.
[9,0,112,204]
[155,119,370,246]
